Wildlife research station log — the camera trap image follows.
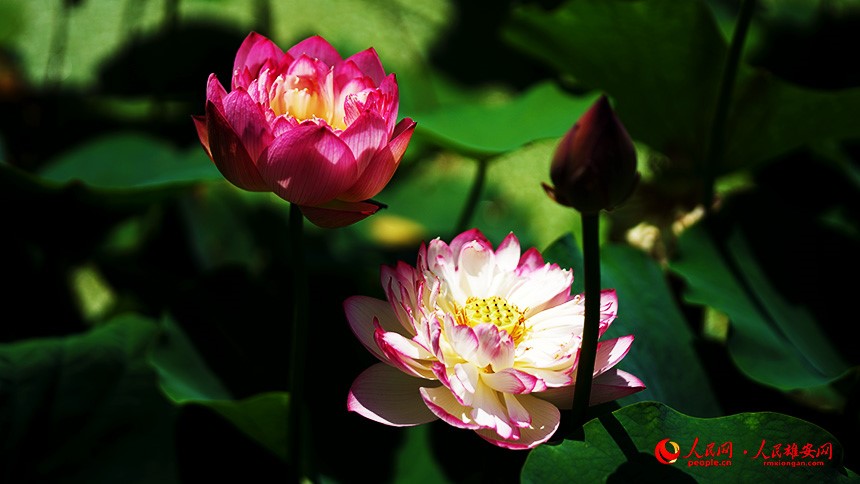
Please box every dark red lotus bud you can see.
[543,95,639,215]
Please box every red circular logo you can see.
[654,438,681,464]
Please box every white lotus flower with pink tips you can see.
[346,229,645,449]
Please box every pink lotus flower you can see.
[193,32,415,228]
[346,229,645,449]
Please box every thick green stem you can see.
[454,157,489,236]
[570,213,601,427]
[701,0,756,210]
[287,204,311,481]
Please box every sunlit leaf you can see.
[413,82,600,156]
[504,0,725,165]
[39,133,221,191]
[522,401,857,483]
[504,0,860,176]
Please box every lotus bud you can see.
[543,95,639,215]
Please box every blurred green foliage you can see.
[1,0,859,482]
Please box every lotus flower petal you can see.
[287,35,342,66]
[194,32,413,227]
[348,363,439,426]
[346,229,644,448]
[232,32,286,87]
[205,100,268,191]
[260,124,357,206]
[339,118,415,202]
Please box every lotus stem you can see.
[288,203,312,481]
[701,0,756,211]
[570,213,601,427]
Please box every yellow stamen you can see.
[456,296,526,344]
[268,74,346,130]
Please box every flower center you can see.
[457,296,526,343]
[268,74,345,130]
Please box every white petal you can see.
[375,328,435,378]
[444,316,478,361]
[458,240,495,298]
[494,233,521,273]
[507,265,572,314]
[503,392,531,428]
[470,382,516,440]
[481,368,545,394]
[348,363,439,426]
[590,368,646,405]
[593,335,635,377]
[473,324,514,370]
[419,385,481,429]
[475,394,560,449]
[344,296,404,361]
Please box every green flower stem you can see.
[454,156,490,235]
[701,0,756,211]
[287,203,312,481]
[570,213,600,427]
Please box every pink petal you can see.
[339,118,415,202]
[475,394,560,449]
[376,74,401,134]
[482,368,545,394]
[333,58,367,87]
[374,323,434,378]
[222,89,273,163]
[348,363,439,427]
[593,335,635,377]
[444,318,479,362]
[205,100,269,191]
[232,32,286,82]
[344,295,403,362]
[516,247,546,275]
[341,79,380,125]
[535,369,645,408]
[287,35,342,66]
[344,47,385,86]
[299,199,379,228]
[192,115,211,160]
[473,324,515,370]
[419,386,482,430]
[287,53,329,80]
[598,289,618,336]
[450,229,491,257]
[260,124,358,206]
[206,74,228,111]
[339,110,388,173]
[590,369,646,405]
